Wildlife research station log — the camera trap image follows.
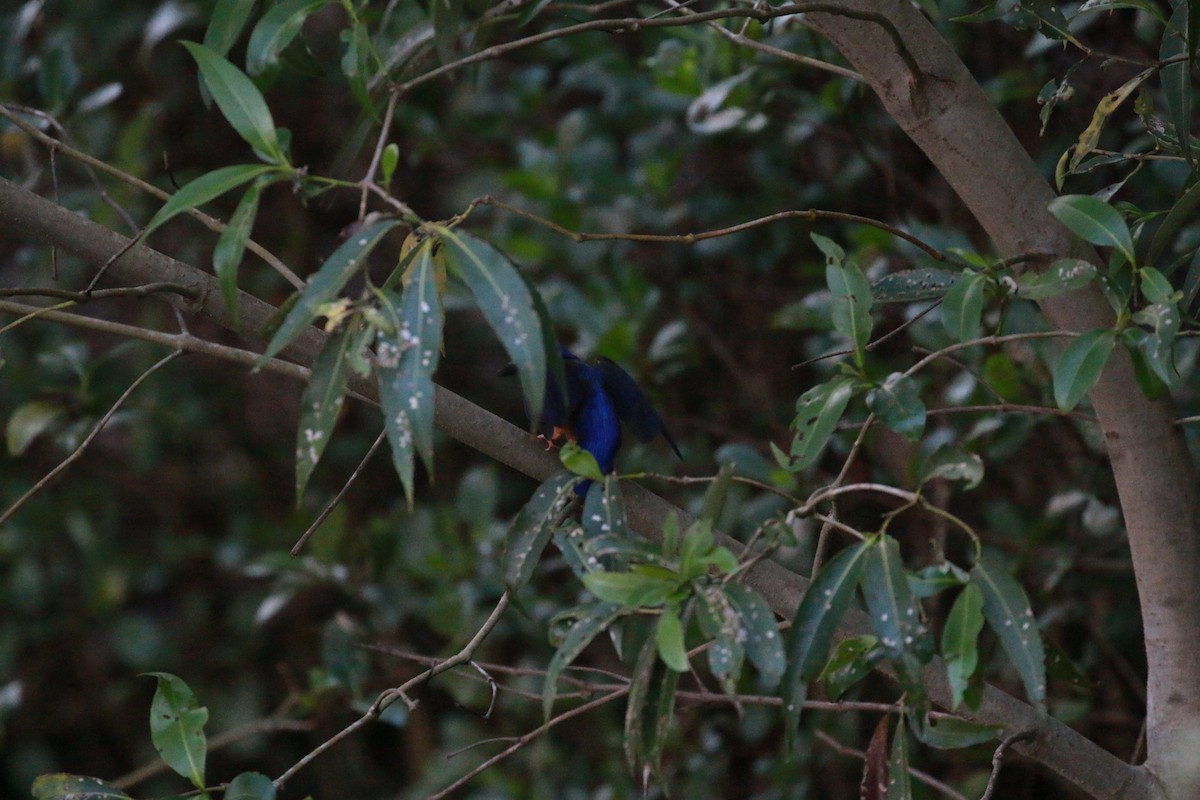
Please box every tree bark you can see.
[807,3,1200,796]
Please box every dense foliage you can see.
[3,1,1199,799]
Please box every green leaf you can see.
[623,631,658,773]
[582,475,627,539]
[31,774,133,800]
[1048,194,1136,266]
[582,571,677,607]
[870,268,958,303]
[202,0,257,57]
[246,0,328,77]
[726,584,785,688]
[1139,266,1178,304]
[907,561,969,598]
[543,603,625,718]
[144,672,208,789]
[437,227,546,427]
[560,440,604,481]
[861,535,932,689]
[376,244,443,507]
[1011,258,1097,300]
[1161,2,1192,165]
[678,519,715,581]
[919,444,984,489]
[258,219,400,365]
[817,634,879,700]
[698,462,735,523]
[225,771,277,800]
[971,551,1046,710]
[342,19,375,115]
[142,163,275,243]
[1147,178,1200,268]
[1052,328,1115,411]
[826,257,874,363]
[503,472,580,591]
[182,42,282,162]
[887,720,914,800]
[907,711,1000,749]
[941,271,987,341]
[295,323,356,499]
[212,178,267,322]
[782,541,871,748]
[866,373,925,442]
[942,583,985,709]
[779,377,856,472]
[7,400,64,456]
[656,607,689,672]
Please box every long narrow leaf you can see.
[377,244,443,507]
[142,163,275,243]
[213,177,270,323]
[246,0,328,76]
[942,582,985,709]
[781,541,870,748]
[295,323,357,499]
[543,603,625,718]
[971,551,1047,710]
[258,219,400,365]
[503,472,580,591]
[182,42,282,162]
[861,535,932,690]
[437,227,546,427]
[1048,194,1136,265]
[1052,328,1115,411]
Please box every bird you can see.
[506,347,682,491]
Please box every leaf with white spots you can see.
[971,550,1047,711]
[696,584,744,693]
[295,322,357,500]
[258,219,401,366]
[781,540,870,749]
[377,243,443,508]
[861,535,934,694]
[543,602,625,719]
[886,719,913,800]
[726,584,785,689]
[436,226,546,428]
[31,774,133,800]
[503,472,581,592]
[582,475,628,539]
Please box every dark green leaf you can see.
[817,634,880,700]
[341,18,375,114]
[907,561,969,598]
[1161,3,1192,165]
[942,583,985,709]
[623,631,658,773]
[1139,267,1178,304]
[212,177,266,322]
[31,775,132,800]
[377,244,443,506]
[870,268,958,303]
[582,475,627,539]
[862,535,932,688]
[908,710,999,749]
[258,219,400,365]
[142,163,275,243]
[182,42,282,162]
[1048,195,1136,265]
[656,607,689,672]
[246,0,328,76]
[972,551,1046,710]
[1012,259,1097,300]
[438,227,546,427]
[144,672,208,789]
[698,462,735,523]
[866,373,925,442]
[727,584,786,688]
[941,271,987,341]
[779,377,856,472]
[826,256,874,362]
[647,654,680,781]
[1053,328,1115,411]
[678,519,715,581]
[887,719,913,800]
[295,323,356,499]
[503,472,580,591]
[782,541,871,747]
[1147,179,1200,268]
[225,772,276,800]
[202,0,257,57]
[543,603,625,718]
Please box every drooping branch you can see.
[804,2,1199,797]
[0,175,1153,799]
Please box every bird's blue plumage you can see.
[531,347,681,493]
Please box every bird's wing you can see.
[594,357,683,459]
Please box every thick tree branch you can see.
[0,176,1150,799]
[805,2,1198,798]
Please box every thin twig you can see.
[291,429,388,556]
[273,593,512,790]
[980,730,1036,800]
[0,350,183,527]
[815,729,969,800]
